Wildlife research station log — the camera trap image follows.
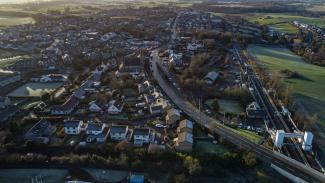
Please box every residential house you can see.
[138,80,151,93]
[166,108,181,125]
[89,101,102,113]
[149,104,164,116]
[24,119,57,144]
[0,71,21,87]
[174,132,193,152]
[107,99,124,115]
[0,96,11,109]
[203,71,219,85]
[110,125,129,141]
[86,123,109,143]
[64,120,83,135]
[246,102,265,118]
[177,119,193,133]
[51,95,79,115]
[133,128,150,146]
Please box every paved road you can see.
[149,13,324,183]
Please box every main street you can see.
[149,12,325,183]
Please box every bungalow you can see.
[107,99,124,115]
[133,128,150,146]
[174,132,193,152]
[51,95,79,115]
[86,123,109,143]
[177,119,193,133]
[110,125,129,141]
[166,108,181,125]
[64,120,83,135]
[24,119,57,144]
[0,96,11,109]
[203,71,219,85]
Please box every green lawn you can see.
[195,140,229,154]
[230,128,263,144]
[219,99,244,114]
[248,45,325,129]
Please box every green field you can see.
[248,45,325,129]
[0,16,34,27]
[8,82,63,98]
[245,13,325,34]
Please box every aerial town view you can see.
[0,0,325,182]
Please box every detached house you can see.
[64,120,84,135]
[133,128,151,146]
[24,119,56,144]
[107,99,124,114]
[246,102,265,118]
[86,123,109,143]
[110,125,129,141]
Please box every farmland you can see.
[248,45,325,129]
[245,13,325,33]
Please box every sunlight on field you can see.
[248,45,325,129]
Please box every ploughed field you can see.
[248,45,325,130]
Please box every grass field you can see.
[245,13,325,33]
[0,16,34,27]
[230,128,263,144]
[219,99,244,114]
[8,82,63,98]
[248,45,325,129]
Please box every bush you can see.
[211,99,220,112]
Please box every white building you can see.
[110,125,128,141]
[133,128,151,146]
[86,123,109,143]
[64,120,84,135]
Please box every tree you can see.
[211,99,220,112]
[9,121,20,135]
[183,156,202,175]
[242,151,257,167]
